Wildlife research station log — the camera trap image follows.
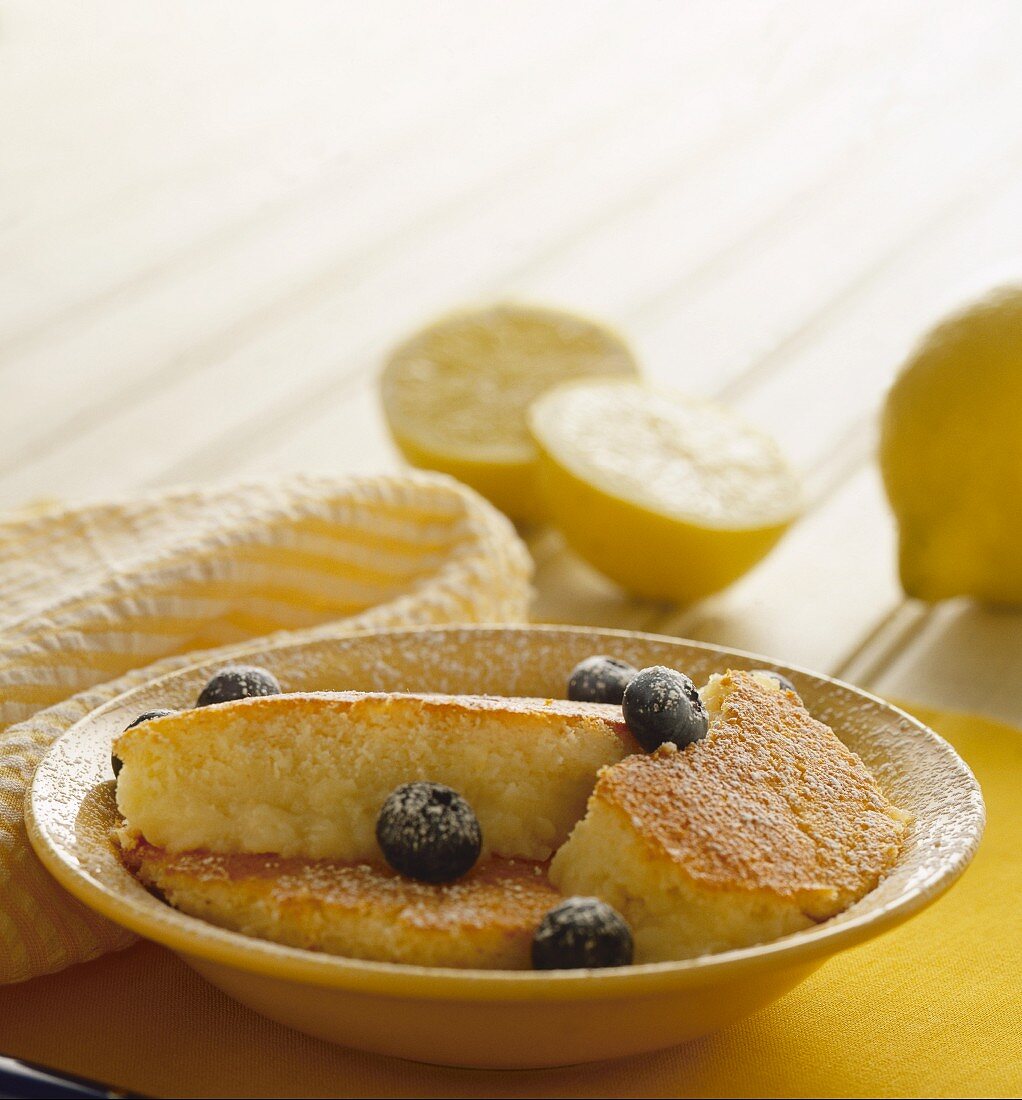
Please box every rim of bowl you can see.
[28,624,986,1002]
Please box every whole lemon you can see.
[880,285,1022,604]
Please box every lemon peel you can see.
[880,284,1022,604]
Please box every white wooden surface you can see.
[4,1,1022,723]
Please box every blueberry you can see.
[750,668,798,694]
[531,896,634,970]
[124,709,176,730]
[621,665,708,752]
[196,665,281,707]
[567,655,637,704]
[375,781,482,883]
[112,709,175,777]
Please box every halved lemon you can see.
[528,379,802,602]
[380,305,638,521]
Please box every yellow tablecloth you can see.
[0,703,1018,1099]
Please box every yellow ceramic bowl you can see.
[27,626,984,1069]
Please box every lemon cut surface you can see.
[529,380,801,602]
[381,305,638,520]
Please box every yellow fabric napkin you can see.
[0,474,531,984]
[0,702,1017,1098]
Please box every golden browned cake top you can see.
[122,840,558,933]
[594,671,907,915]
[115,691,631,751]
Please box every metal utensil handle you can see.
[0,1055,146,1098]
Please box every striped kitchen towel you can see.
[0,472,531,983]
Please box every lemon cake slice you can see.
[115,691,636,968]
[114,692,637,864]
[121,840,559,969]
[549,671,910,962]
